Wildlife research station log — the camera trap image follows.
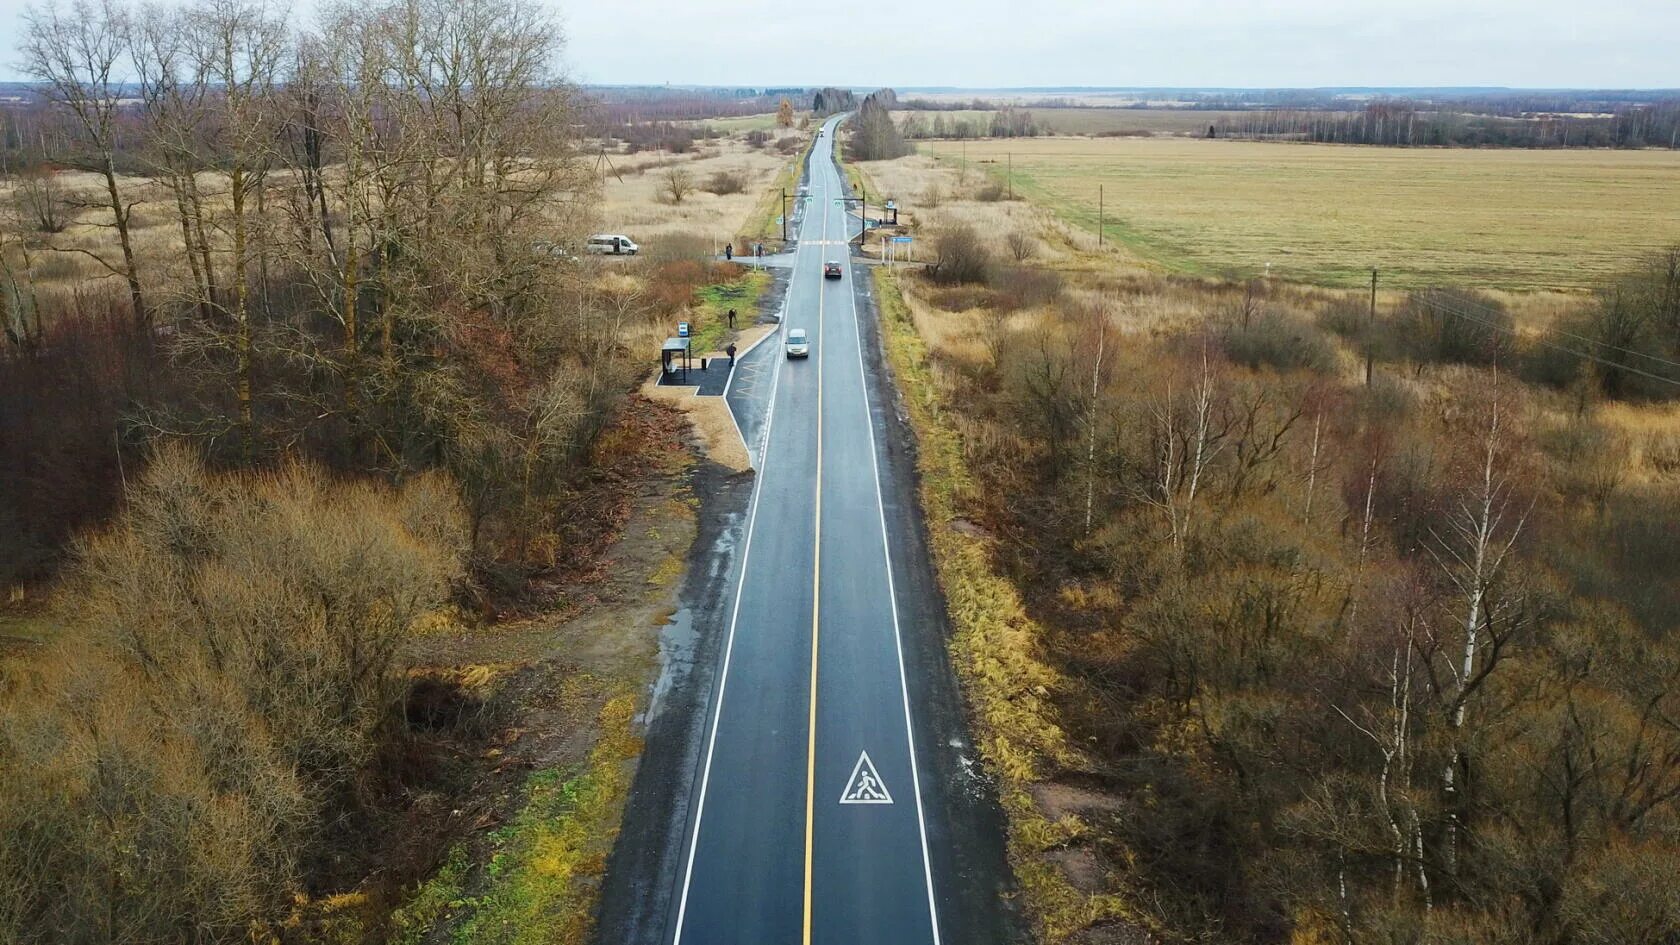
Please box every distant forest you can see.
[1214,101,1680,149]
[900,89,1680,149]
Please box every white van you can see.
[586,234,639,256]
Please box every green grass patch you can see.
[388,691,642,945]
[691,268,768,354]
[0,612,57,644]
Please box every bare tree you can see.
[22,0,148,324]
[131,2,219,322]
[12,166,67,233]
[663,165,693,204]
[1423,382,1533,876]
[181,0,287,459]
[1144,345,1228,553]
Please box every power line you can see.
[1412,295,1680,389]
[1415,288,1680,373]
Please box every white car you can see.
[785,328,810,359]
[586,234,638,255]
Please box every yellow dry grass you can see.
[858,149,1605,334]
[595,136,795,248]
[921,137,1680,291]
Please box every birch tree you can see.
[1423,382,1532,876]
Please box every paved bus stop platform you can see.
[655,357,733,395]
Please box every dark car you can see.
[823,261,843,279]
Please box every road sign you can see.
[776,216,784,225]
[890,236,912,244]
[677,321,690,338]
[839,751,893,805]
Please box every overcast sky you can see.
[1,0,1676,88]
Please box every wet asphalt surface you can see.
[595,117,1023,945]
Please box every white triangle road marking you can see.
[839,750,893,805]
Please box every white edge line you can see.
[845,200,944,942]
[670,250,795,945]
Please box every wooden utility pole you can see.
[1007,152,1013,200]
[1098,184,1104,246]
[1366,267,1378,387]
[781,188,788,242]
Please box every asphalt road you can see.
[667,117,956,945]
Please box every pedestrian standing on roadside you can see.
[725,242,733,261]
[756,243,763,259]
[726,342,737,367]
[727,308,737,329]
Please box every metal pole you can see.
[1008,152,1013,200]
[1098,184,1103,246]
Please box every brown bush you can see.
[925,223,992,286]
[776,136,802,154]
[703,169,747,195]
[992,265,1063,312]
[0,446,468,943]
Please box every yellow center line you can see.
[802,170,829,945]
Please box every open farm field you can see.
[923,137,1680,289]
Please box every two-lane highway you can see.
[671,116,941,944]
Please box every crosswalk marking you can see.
[839,751,893,805]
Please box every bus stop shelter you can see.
[661,337,692,383]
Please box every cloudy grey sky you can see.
[2,0,1676,88]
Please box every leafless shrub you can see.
[993,265,1063,312]
[925,223,992,286]
[1005,230,1038,262]
[704,169,747,195]
[776,136,802,154]
[1219,307,1337,374]
[0,445,468,942]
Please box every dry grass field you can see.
[914,137,1680,290]
[852,145,1680,452]
[577,133,802,250]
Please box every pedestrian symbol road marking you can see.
[839,751,893,805]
